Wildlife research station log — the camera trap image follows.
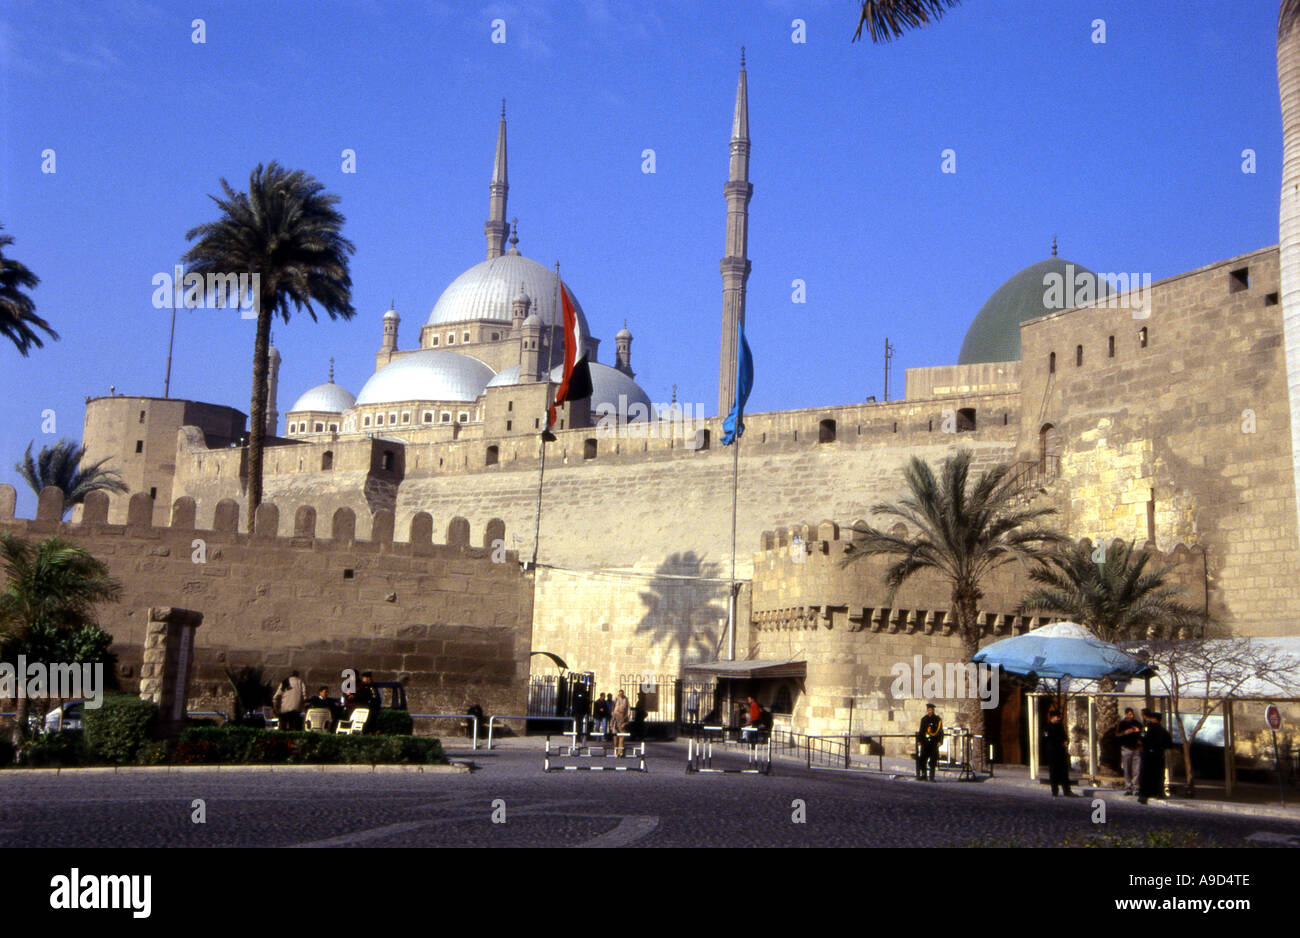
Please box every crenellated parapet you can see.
[0,485,514,561]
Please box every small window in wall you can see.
[388,412,397,425]
[892,422,898,433]
[447,333,455,345]
[458,412,469,423]
[927,419,933,432]
[321,451,334,471]
[507,400,513,412]
[329,424,337,432]
[486,445,499,466]
[423,412,433,423]
[288,423,296,434]
[463,331,470,343]
[374,414,383,426]
[534,418,539,429]
[491,332,500,341]
[1108,335,1115,358]
[1075,345,1083,367]
[1229,267,1249,293]
[363,415,372,427]
[1266,292,1280,306]
[135,440,143,453]
[314,422,324,432]
[381,450,394,471]
[441,412,451,423]
[149,487,157,499]
[138,410,146,423]
[506,419,512,431]
[1139,327,1148,348]
[818,418,836,443]
[401,412,410,424]
[957,407,976,432]
[1049,351,1056,374]
[431,336,439,346]
[694,428,711,450]
[583,438,598,460]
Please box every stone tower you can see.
[614,322,634,378]
[265,338,281,436]
[484,101,509,260]
[718,50,752,416]
[521,308,544,382]
[378,303,399,368]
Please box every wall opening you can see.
[381,450,394,471]
[957,407,976,432]
[818,418,837,443]
[1039,423,1062,478]
[1049,351,1056,374]
[583,438,598,460]
[1075,345,1083,367]
[1139,326,1148,348]
[486,445,499,466]
[1229,266,1249,293]
[321,451,334,471]
[1108,335,1115,358]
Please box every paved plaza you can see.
[2,740,1298,849]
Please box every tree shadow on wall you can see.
[634,552,729,670]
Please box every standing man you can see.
[685,686,700,727]
[1137,709,1173,804]
[274,670,307,731]
[1044,709,1074,796]
[611,690,630,756]
[915,704,943,782]
[1116,707,1143,795]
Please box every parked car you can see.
[43,700,83,733]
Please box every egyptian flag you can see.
[721,319,753,445]
[546,281,593,432]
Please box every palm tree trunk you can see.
[954,588,986,768]
[1096,676,1121,775]
[1278,1,1300,551]
[11,695,28,749]
[245,291,273,534]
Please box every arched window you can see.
[486,445,499,466]
[1075,345,1083,367]
[818,418,836,443]
[1049,351,1056,374]
[583,438,598,460]
[1039,424,1061,478]
[321,451,334,471]
[773,685,794,715]
[957,408,976,432]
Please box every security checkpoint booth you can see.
[682,658,805,729]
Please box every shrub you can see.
[83,694,157,765]
[373,709,413,736]
[135,740,168,765]
[175,727,446,765]
[23,730,89,767]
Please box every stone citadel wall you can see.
[0,484,533,724]
[1019,245,1300,635]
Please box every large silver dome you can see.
[289,381,356,413]
[428,252,591,340]
[488,361,655,421]
[355,350,493,405]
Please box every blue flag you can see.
[721,319,753,445]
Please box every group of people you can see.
[270,670,383,732]
[588,690,632,754]
[1043,705,1173,802]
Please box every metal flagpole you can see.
[165,264,181,397]
[728,432,739,661]
[531,263,563,567]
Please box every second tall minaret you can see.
[718,50,752,416]
[485,101,509,260]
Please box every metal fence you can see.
[617,674,718,726]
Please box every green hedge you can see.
[372,709,413,736]
[175,727,445,765]
[23,730,90,767]
[83,694,157,765]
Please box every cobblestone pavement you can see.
[2,741,1299,848]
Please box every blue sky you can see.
[0,0,1286,516]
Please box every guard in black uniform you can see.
[915,704,943,781]
[1137,709,1172,804]
[1044,709,1074,796]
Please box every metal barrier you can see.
[686,725,772,775]
[410,713,479,750]
[486,714,577,750]
[543,733,646,772]
[796,730,991,780]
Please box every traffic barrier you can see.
[543,733,646,772]
[686,725,772,775]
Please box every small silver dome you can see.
[355,349,493,405]
[486,361,654,421]
[289,381,356,413]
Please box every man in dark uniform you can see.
[915,704,943,781]
[1137,708,1173,804]
[1044,709,1075,796]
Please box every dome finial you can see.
[740,46,745,68]
[509,217,519,252]
[329,357,335,383]
[1051,235,1057,258]
[501,98,506,119]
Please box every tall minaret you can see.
[718,49,752,416]
[377,302,399,368]
[484,100,509,260]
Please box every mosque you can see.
[73,58,1300,752]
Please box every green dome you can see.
[957,257,1102,365]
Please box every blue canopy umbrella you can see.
[972,621,1154,683]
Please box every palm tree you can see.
[183,162,355,533]
[1015,538,1206,773]
[0,534,121,746]
[853,0,963,43]
[15,439,128,518]
[0,224,58,356]
[841,450,1065,752]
